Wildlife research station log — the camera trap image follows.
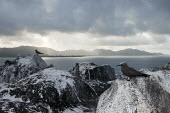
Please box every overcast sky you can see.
[0,0,170,54]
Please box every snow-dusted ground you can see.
[1,55,107,113]
[0,67,78,113]
[20,68,75,96]
[97,79,153,113]
[2,54,170,113]
[0,84,23,102]
[97,69,170,113]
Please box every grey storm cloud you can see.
[0,0,170,36]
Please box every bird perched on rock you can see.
[35,49,43,55]
[117,62,150,79]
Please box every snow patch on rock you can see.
[70,62,115,82]
[79,62,97,75]
[16,54,47,69]
[97,69,170,113]
[0,54,47,83]
[17,57,32,67]
[145,70,170,93]
[97,80,153,113]
[20,68,75,95]
[0,84,26,103]
[40,68,75,95]
[2,94,23,102]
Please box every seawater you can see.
[1,56,170,73]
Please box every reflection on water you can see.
[1,56,170,73]
[43,56,170,73]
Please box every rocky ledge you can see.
[1,54,170,113]
[0,54,115,113]
[96,69,170,113]
[70,62,116,96]
[0,54,47,83]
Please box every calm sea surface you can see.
[0,56,170,73]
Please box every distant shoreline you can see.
[0,46,165,57]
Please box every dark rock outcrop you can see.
[70,62,116,82]
[70,62,116,96]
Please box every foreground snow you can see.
[97,79,153,113]
[2,54,170,113]
[21,68,75,96]
[0,55,115,113]
[97,69,170,113]
[145,70,170,93]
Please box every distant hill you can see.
[0,46,164,57]
[0,46,59,57]
[115,48,163,56]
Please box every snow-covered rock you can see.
[70,62,116,101]
[6,54,170,113]
[0,67,98,113]
[0,55,116,112]
[96,70,170,113]
[0,54,47,83]
[70,62,116,82]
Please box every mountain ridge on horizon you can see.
[0,46,164,57]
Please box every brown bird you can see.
[117,62,150,79]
